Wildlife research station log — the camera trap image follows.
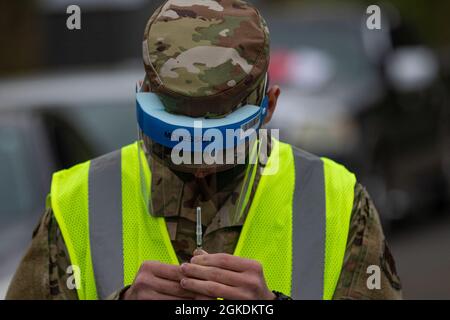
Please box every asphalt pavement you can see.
[389,214,450,299]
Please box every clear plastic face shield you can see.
[135,75,269,229]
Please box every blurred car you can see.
[265,5,450,226]
[266,6,389,158]
[0,65,140,298]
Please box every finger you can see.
[181,263,243,287]
[193,249,208,256]
[143,261,184,281]
[150,275,197,299]
[149,277,214,300]
[180,278,249,300]
[190,253,255,272]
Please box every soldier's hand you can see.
[180,253,276,300]
[122,261,212,300]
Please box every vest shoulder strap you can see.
[52,142,177,299]
[235,139,355,300]
[292,144,356,299]
[51,147,128,300]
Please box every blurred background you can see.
[0,0,449,299]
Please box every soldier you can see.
[6,0,401,300]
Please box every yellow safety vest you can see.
[50,138,355,300]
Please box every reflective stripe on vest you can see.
[88,150,123,299]
[291,147,326,299]
[51,139,355,300]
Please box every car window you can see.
[41,103,136,168]
[0,126,37,226]
[42,110,95,170]
[62,103,137,155]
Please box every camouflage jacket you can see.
[6,145,402,300]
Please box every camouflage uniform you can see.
[6,0,402,300]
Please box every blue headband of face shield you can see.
[136,83,269,151]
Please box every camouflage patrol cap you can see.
[143,0,270,118]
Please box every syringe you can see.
[196,206,203,249]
